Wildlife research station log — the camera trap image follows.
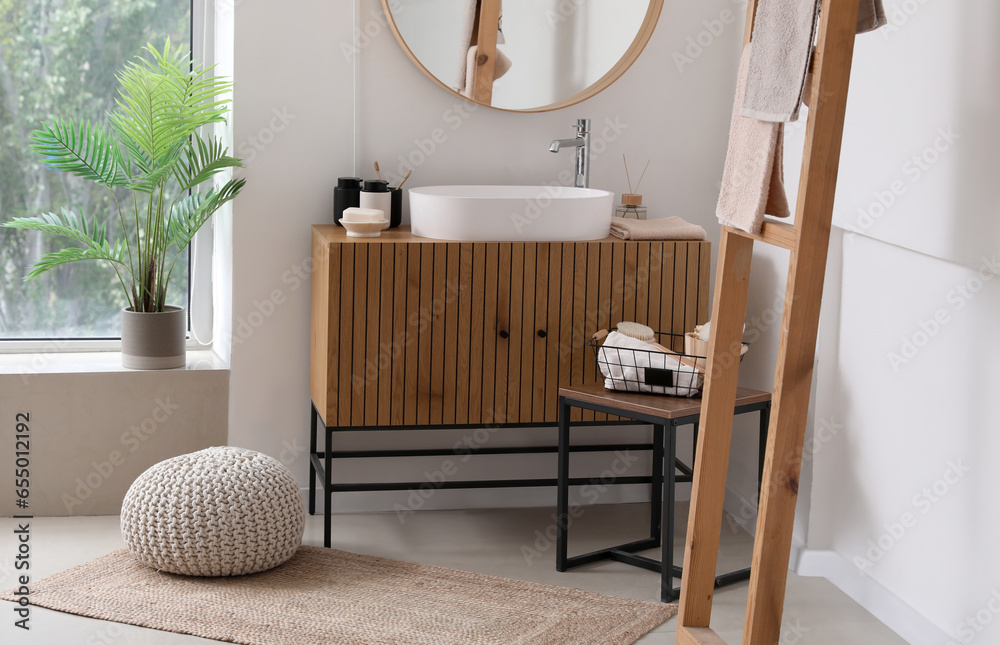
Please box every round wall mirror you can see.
[382,0,663,112]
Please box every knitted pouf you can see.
[121,446,304,577]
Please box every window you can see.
[0,0,194,339]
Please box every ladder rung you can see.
[678,625,728,645]
[726,220,797,250]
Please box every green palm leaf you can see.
[173,135,243,192]
[126,139,186,193]
[3,210,129,279]
[110,40,231,172]
[29,120,127,189]
[111,64,191,168]
[24,243,128,279]
[145,39,232,126]
[167,177,246,250]
[5,39,245,313]
[5,209,112,250]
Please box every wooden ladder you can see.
[676,0,861,643]
[468,0,502,105]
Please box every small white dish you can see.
[342,219,389,237]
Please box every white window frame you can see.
[0,0,216,355]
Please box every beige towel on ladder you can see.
[857,0,887,34]
[742,0,886,123]
[716,44,791,235]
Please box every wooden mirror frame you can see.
[381,0,664,113]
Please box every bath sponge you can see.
[616,321,655,342]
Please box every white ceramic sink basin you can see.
[408,185,614,241]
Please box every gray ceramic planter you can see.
[121,306,187,370]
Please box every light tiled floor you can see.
[0,504,906,644]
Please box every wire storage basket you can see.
[588,330,749,398]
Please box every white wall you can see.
[0,357,228,516]
[226,0,760,513]
[806,236,999,643]
[799,0,1000,642]
[832,0,1000,269]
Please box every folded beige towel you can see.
[717,44,791,235]
[742,0,886,123]
[609,216,706,241]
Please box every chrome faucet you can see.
[549,118,590,189]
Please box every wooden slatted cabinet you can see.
[310,226,710,428]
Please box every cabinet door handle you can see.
[499,330,509,339]
[537,329,547,338]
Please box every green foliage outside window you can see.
[0,0,191,338]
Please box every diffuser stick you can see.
[634,159,651,193]
[623,154,633,193]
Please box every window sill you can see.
[0,349,228,375]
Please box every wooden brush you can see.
[616,321,655,342]
[374,161,381,181]
[396,169,412,191]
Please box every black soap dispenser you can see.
[333,177,363,226]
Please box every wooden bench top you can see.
[558,383,771,420]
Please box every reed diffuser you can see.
[616,155,650,220]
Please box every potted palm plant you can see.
[3,40,245,369]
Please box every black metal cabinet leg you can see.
[324,426,333,548]
[758,403,771,499]
[650,425,664,546]
[556,397,572,572]
[662,421,678,602]
[309,403,317,516]
[692,423,699,469]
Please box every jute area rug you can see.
[1,546,677,644]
